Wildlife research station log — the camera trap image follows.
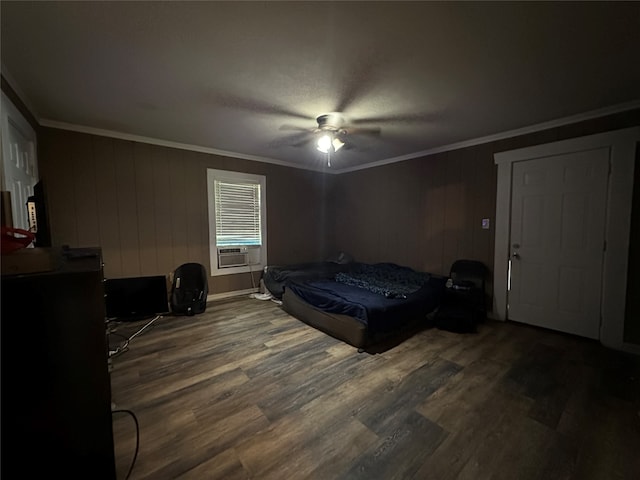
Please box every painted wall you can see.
[38,127,332,294]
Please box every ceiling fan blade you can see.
[269,131,314,149]
[344,126,381,136]
[351,112,441,125]
[208,91,309,120]
[279,123,313,132]
[341,137,372,153]
[334,52,381,113]
[290,136,315,148]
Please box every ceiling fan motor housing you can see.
[316,113,346,133]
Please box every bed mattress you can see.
[263,261,350,299]
[286,275,446,336]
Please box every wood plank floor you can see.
[110,297,640,479]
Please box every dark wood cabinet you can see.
[1,247,116,479]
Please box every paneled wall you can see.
[38,128,331,293]
[328,109,640,314]
[36,109,640,333]
[328,146,496,298]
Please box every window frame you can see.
[207,169,267,277]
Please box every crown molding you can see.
[27,99,640,176]
[334,100,640,174]
[39,119,329,173]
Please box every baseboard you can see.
[207,288,259,302]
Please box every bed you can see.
[262,261,350,300]
[265,261,446,350]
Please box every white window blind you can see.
[214,180,262,246]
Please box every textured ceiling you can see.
[2,1,639,172]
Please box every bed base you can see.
[282,288,431,352]
[282,288,370,348]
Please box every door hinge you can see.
[608,161,612,176]
[603,240,607,252]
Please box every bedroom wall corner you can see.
[37,127,333,295]
[329,108,640,318]
[329,145,497,309]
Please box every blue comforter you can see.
[335,262,432,298]
[287,274,446,334]
[263,261,350,299]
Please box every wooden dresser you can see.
[1,247,116,479]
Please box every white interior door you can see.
[508,148,609,339]
[1,92,38,230]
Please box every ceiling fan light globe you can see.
[316,134,332,153]
[332,138,345,152]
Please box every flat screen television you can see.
[104,275,169,320]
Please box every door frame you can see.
[493,127,640,353]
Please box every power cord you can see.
[112,409,139,480]
[248,263,257,290]
[108,315,163,358]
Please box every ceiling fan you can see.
[277,112,381,166]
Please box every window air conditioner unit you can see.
[217,247,249,268]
